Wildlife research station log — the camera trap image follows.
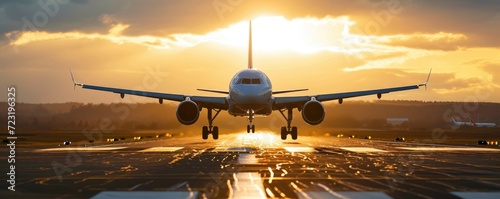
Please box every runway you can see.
[3,132,500,198]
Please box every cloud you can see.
[6,15,466,56]
[5,19,181,50]
[4,15,477,78]
[478,61,500,85]
[374,32,467,51]
[1,0,499,49]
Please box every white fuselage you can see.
[452,118,496,127]
[227,68,273,116]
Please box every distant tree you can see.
[32,117,39,127]
[70,120,76,127]
[367,118,385,129]
[400,121,409,128]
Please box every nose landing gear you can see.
[247,109,255,133]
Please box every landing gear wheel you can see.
[291,126,298,140]
[247,125,250,133]
[212,126,219,140]
[279,108,299,140]
[251,125,255,133]
[202,126,209,140]
[281,126,287,140]
[204,108,221,140]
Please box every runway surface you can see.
[3,132,500,198]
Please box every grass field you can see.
[8,127,500,148]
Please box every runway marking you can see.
[340,147,388,153]
[36,147,126,152]
[283,147,316,153]
[231,172,266,199]
[299,191,392,199]
[91,191,198,199]
[138,147,184,152]
[238,154,259,164]
[397,147,500,152]
[451,191,500,199]
[212,147,252,152]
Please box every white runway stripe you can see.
[212,147,252,152]
[237,154,259,164]
[92,191,198,199]
[283,147,316,153]
[451,191,500,199]
[397,147,500,152]
[36,147,126,152]
[231,172,266,199]
[299,191,392,199]
[340,147,387,153]
[138,147,184,152]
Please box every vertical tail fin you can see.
[248,20,253,69]
[469,117,477,126]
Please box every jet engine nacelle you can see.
[301,100,325,125]
[176,100,200,125]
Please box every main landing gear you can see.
[279,108,298,140]
[247,109,255,133]
[202,108,221,140]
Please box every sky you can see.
[1,0,499,103]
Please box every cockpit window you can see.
[238,78,261,84]
[241,78,251,84]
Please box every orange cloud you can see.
[374,32,467,51]
[5,16,468,53]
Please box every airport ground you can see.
[2,129,500,199]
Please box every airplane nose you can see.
[232,87,270,105]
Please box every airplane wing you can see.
[273,69,431,110]
[70,69,228,110]
[197,88,229,95]
[272,88,309,94]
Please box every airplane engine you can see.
[176,100,200,125]
[301,100,325,125]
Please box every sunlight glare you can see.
[236,131,282,148]
[198,16,360,53]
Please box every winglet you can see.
[248,20,253,69]
[69,68,83,90]
[418,68,432,90]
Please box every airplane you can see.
[451,117,496,128]
[70,21,431,140]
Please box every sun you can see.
[204,16,358,53]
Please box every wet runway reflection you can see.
[6,132,500,198]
